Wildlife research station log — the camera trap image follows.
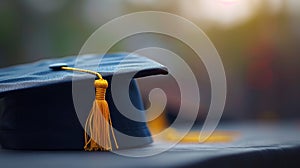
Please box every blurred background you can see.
[1,0,300,122]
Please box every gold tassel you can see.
[84,79,118,151]
[54,65,118,151]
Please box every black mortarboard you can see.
[0,53,167,151]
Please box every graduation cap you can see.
[0,53,168,151]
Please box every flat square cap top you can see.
[0,53,167,96]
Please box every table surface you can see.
[1,122,300,168]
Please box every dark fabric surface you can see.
[183,146,300,168]
[0,122,300,168]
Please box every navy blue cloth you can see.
[0,53,167,96]
[0,53,168,150]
